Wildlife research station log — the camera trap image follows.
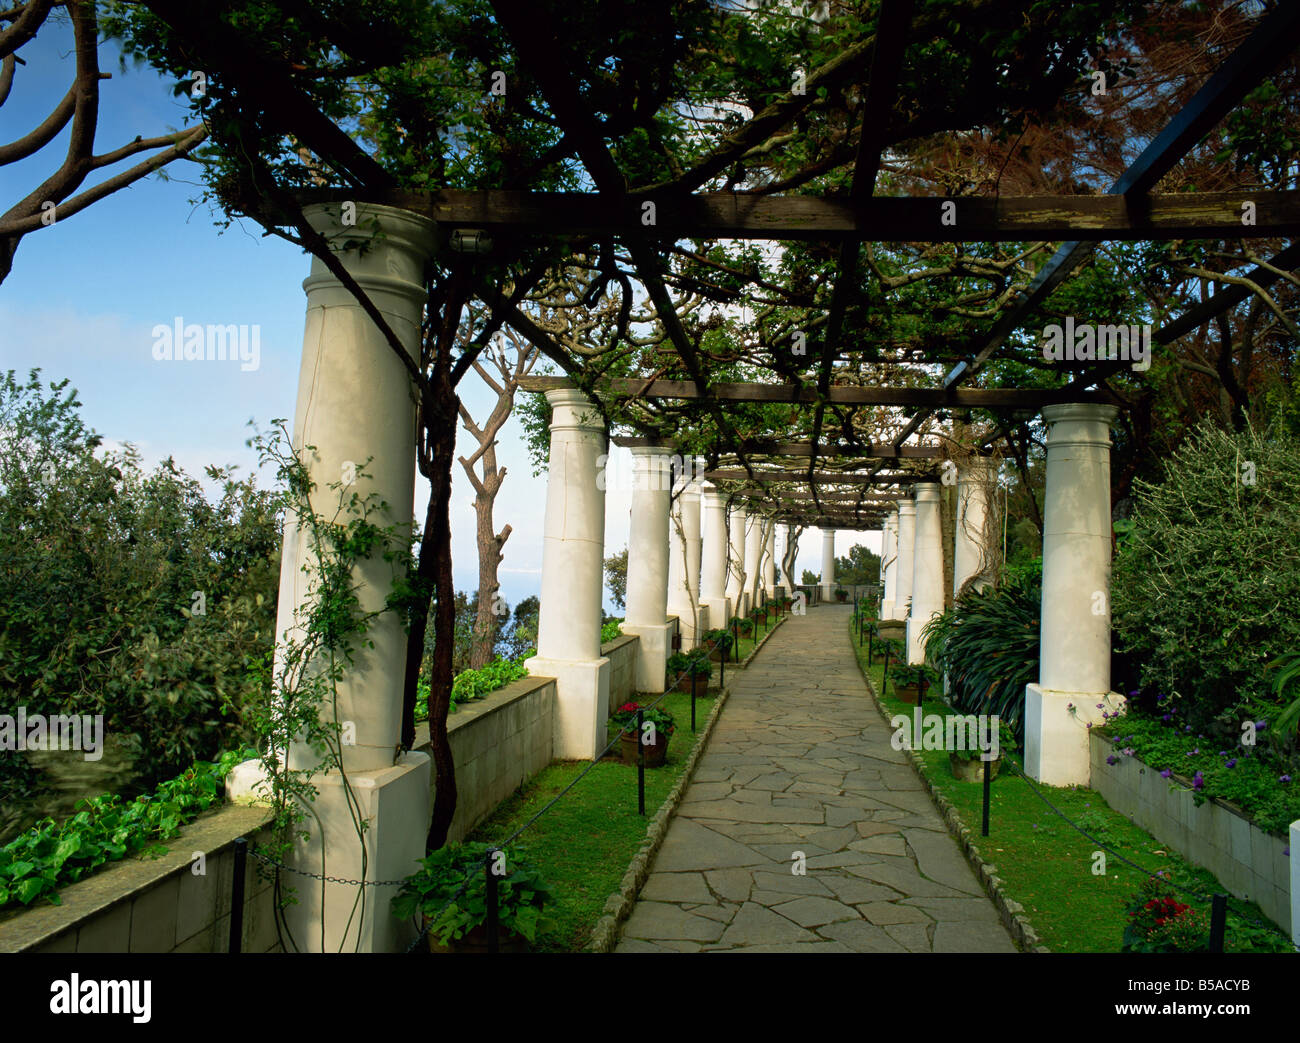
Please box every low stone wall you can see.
[0,804,279,953]
[604,633,640,714]
[416,674,556,843]
[1090,733,1292,936]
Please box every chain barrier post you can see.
[1209,893,1227,953]
[981,742,992,837]
[229,836,247,954]
[485,850,500,953]
[637,707,646,816]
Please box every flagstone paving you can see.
[615,604,1018,953]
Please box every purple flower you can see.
[1122,747,1135,757]
[1160,768,1172,779]
[1193,771,1204,790]
[1128,689,1140,698]
[1162,714,1172,723]
[1067,702,1075,711]
[1185,725,1193,733]
[1156,693,1165,703]
[1226,759,1237,769]
[1281,775,1292,784]
[1096,703,1105,710]
[1255,721,1268,732]
[1086,721,1093,729]
[1107,755,1119,766]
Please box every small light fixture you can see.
[449,228,493,255]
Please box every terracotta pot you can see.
[619,730,670,767]
[894,684,920,705]
[949,752,1002,783]
[673,673,708,693]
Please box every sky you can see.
[0,23,879,616]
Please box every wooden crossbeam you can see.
[519,375,1112,408]
[732,491,906,503]
[346,189,1300,243]
[610,435,951,458]
[705,468,921,485]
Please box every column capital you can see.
[545,387,605,434]
[302,202,437,311]
[1040,402,1120,449]
[897,498,916,517]
[913,480,942,504]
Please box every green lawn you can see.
[849,624,1293,954]
[465,687,718,952]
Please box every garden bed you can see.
[462,687,721,952]
[849,622,1293,953]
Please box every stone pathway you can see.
[615,604,1017,953]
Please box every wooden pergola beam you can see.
[610,435,957,458]
[520,375,1113,408]
[328,188,1300,243]
[730,490,907,503]
[705,468,921,485]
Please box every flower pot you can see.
[834,592,848,602]
[427,922,530,954]
[948,752,1002,783]
[673,673,707,694]
[707,645,728,663]
[894,684,920,705]
[619,729,670,767]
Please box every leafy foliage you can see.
[390,842,553,946]
[0,370,279,786]
[1113,420,1300,735]
[923,562,1041,743]
[0,748,252,909]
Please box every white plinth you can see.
[1024,684,1125,786]
[622,620,673,693]
[227,752,431,953]
[525,655,610,760]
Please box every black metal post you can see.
[228,836,247,954]
[691,669,698,732]
[882,645,891,697]
[867,630,874,666]
[1209,894,1227,953]
[981,750,992,837]
[636,708,646,816]
[485,851,500,953]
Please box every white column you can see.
[820,528,836,601]
[227,202,434,953]
[954,458,995,598]
[906,482,944,664]
[726,504,748,617]
[668,469,705,649]
[894,499,916,621]
[524,388,611,759]
[780,523,799,593]
[700,484,731,635]
[623,446,674,693]
[759,517,769,598]
[880,510,898,619]
[1025,403,1122,786]
[744,512,765,610]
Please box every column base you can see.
[227,752,431,952]
[622,620,673,693]
[524,655,610,760]
[702,597,730,636]
[906,605,942,665]
[667,604,707,649]
[1024,684,1126,786]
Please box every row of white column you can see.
[527,392,805,763]
[877,405,1120,787]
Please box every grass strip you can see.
[465,688,718,952]
[849,624,1292,954]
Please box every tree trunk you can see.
[423,369,460,852]
[469,487,510,668]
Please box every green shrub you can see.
[922,562,1041,742]
[390,842,553,946]
[667,650,711,680]
[600,619,622,644]
[0,747,253,909]
[414,655,530,721]
[1113,420,1300,733]
[701,628,733,654]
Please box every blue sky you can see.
[1,24,873,615]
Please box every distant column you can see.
[954,458,996,598]
[820,528,836,601]
[880,510,898,619]
[906,481,944,664]
[894,499,916,622]
[622,446,674,693]
[700,484,731,635]
[725,503,748,618]
[668,465,705,648]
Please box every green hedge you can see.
[415,654,531,721]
